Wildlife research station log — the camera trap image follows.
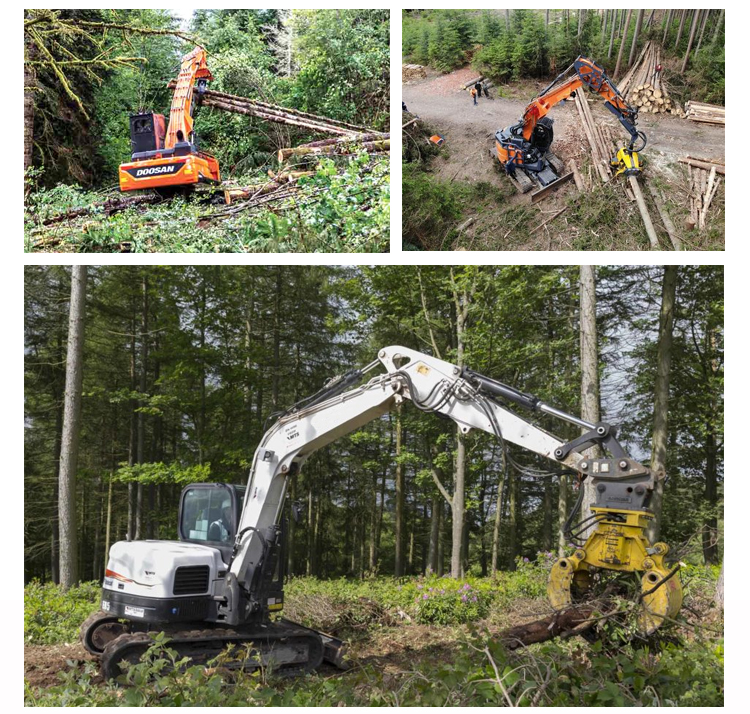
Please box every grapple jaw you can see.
[547,509,682,636]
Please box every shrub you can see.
[24,580,100,645]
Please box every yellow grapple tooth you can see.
[638,567,684,635]
[547,552,587,610]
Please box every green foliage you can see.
[24,581,100,644]
[25,574,723,707]
[114,461,212,485]
[413,581,490,624]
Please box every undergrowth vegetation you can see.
[24,155,389,253]
[25,556,723,706]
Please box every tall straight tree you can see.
[608,9,617,59]
[579,266,601,536]
[647,266,677,543]
[661,9,673,46]
[58,265,87,589]
[695,9,710,56]
[614,9,632,78]
[680,9,700,73]
[628,9,644,69]
[675,9,687,49]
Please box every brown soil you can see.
[402,68,725,250]
[24,642,96,689]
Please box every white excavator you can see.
[81,346,682,677]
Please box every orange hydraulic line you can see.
[164,47,213,150]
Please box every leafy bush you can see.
[24,580,100,644]
[412,582,490,624]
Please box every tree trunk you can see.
[681,10,700,76]
[490,468,506,575]
[427,493,441,574]
[558,473,568,555]
[601,10,608,44]
[675,9,687,49]
[711,9,725,47]
[24,39,37,173]
[579,266,601,537]
[508,471,518,567]
[577,9,583,38]
[505,9,510,31]
[394,406,405,576]
[662,9,673,46]
[715,562,723,609]
[695,9,710,56]
[452,428,466,578]
[608,9,617,59]
[127,313,137,542]
[628,9,644,69]
[703,326,720,564]
[646,266,678,543]
[104,475,113,574]
[545,9,549,27]
[58,266,87,590]
[614,10,633,78]
[135,274,148,541]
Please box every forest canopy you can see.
[25,265,723,585]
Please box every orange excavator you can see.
[494,57,647,193]
[119,47,220,193]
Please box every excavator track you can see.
[80,610,131,655]
[100,621,324,680]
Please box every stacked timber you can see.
[402,64,426,81]
[277,136,390,164]
[574,92,613,183]
[461,76,484,90]
[684,101,725,125]
[681,156,724,230]
[617,41,681,116]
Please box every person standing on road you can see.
[474,81,482,98]
[471,86,478,105]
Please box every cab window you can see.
[180,487,234,544]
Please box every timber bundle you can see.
[460,75,494,92]
[617,41,681,116]
[679,156,724,230]
[684,101,725,125]
[402,63,427,81]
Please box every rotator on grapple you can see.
[494,56,648,193]
[82,346,681,679]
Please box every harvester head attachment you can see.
[547,509,683,637]
[611,146,642,177]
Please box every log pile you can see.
[684,101,725,125]
[461,75,484,90]
[617,41,681,116]
[277,136,389,164]
[402,63,426,81]
[682,156,724,231]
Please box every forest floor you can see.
[25,568,723,705]
[402,68,725,250]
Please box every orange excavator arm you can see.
[165,46,214,149]
[521,57,644,149]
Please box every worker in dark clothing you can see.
[402,101,408,112]
[481,82,491,99]
[474,81,483,98]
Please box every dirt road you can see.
[403,68,724,186]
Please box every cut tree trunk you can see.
[628,175,660,249]
[277,139,389,163]
[499,603,605,649]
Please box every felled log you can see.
[678,158,726,175]
[629,175,660,249]
[203,98,355,137]
[461,76,484,90]
[223,181,289,205]
[296,133,385,150]
[568,160,586,192]
[499,605,597,649]
[647,181,682,250]
[170,81,380,135]
[38,194,162,226]
[685,101,725,125]
[277,139,390,163]
[267,170,315,181]
[278,133,390,161]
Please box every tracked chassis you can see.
[506,152,566,194]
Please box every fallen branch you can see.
[499,605,597,649]
[530,206,568,234]
[35,194,162,226]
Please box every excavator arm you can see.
[225,346,680,633]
